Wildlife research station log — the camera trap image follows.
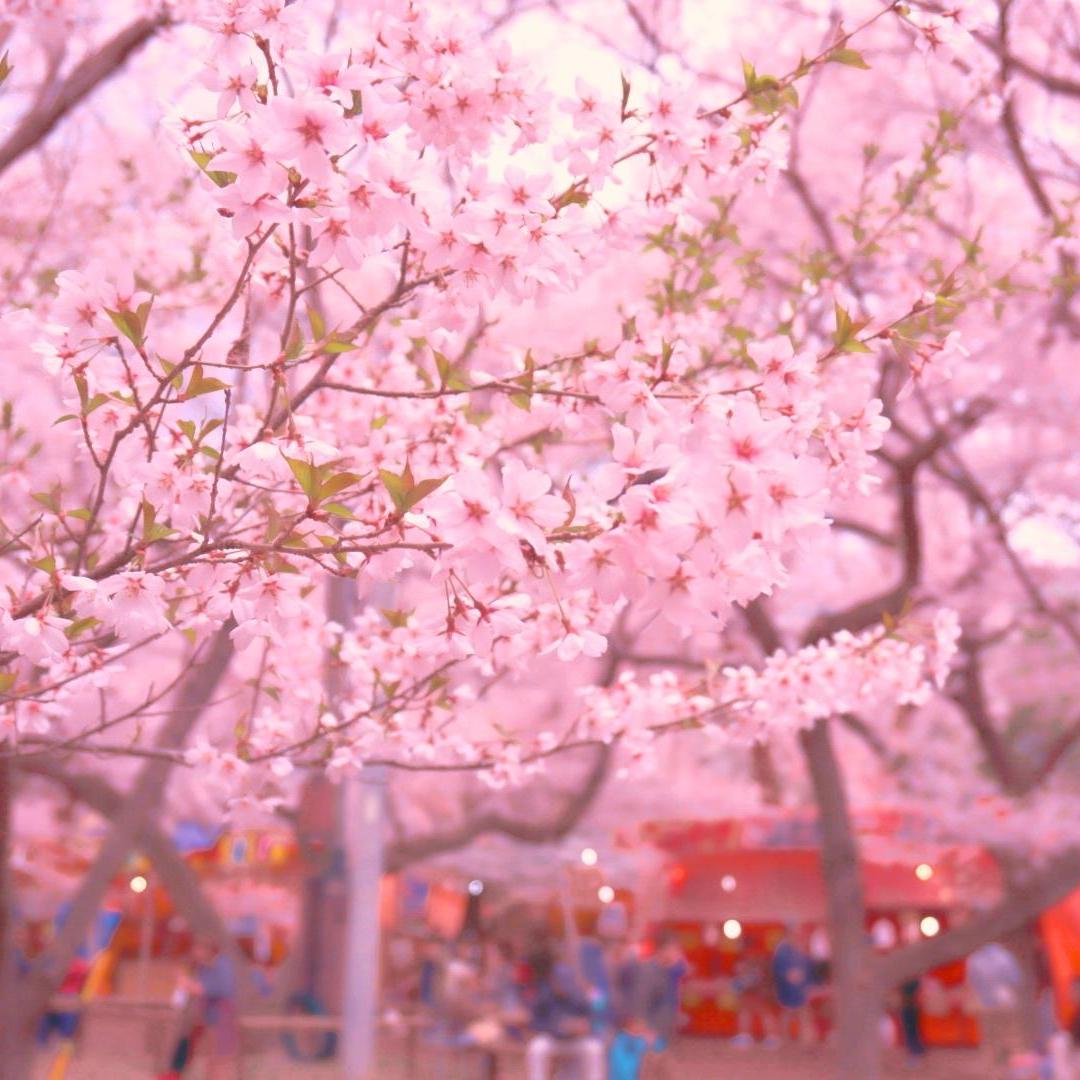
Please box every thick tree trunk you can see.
[1004,922,1043,1053]
[20,759,244,970]
[0,627,234,1079]
[0,756,31,1079]
[800,720,883,1080]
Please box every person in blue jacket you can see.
[771,925,815,1043]
[522,939,604,1080]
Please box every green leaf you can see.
[65,616,100,640]
[509,350,535,411]
[832,302,872,353]
[189,149,237,188]
[307,306,326,341]
[284,322,304,361]
[741,58,797,114]
[318,471,362,500]
[285,457,318,499]
[106,308,145,348]
[379,468,410,513]
[551,185,589,211]
[828,47,870,69]
[433,350,470,392]
[32,555,56,574]
[135,297,154,338]
[159,358,184,392]
[141,501,177,543]
[32,490,61,514]
[185,364,229,399]
[405,476,447,511]
[841,337,873,354]
[379,466,446,514]
[0,52,13,90]
[323,502,354,519]
[323,333,357,354]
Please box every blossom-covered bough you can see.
[0,0,1077,1074]
[0,0,951,779]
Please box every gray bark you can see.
[800,720,884,1080]
[0,626,233,1079]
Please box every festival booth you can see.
[624,813,1003,1047]
[1041,892,1080,1029]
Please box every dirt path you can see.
[39,1020,1000,1080]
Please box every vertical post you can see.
[138,875,154,998]
[325,575,391,1076]
[0,754,20,1077]
[341,765,386,1078]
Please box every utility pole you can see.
[326,576,389,1077]
[341,765,386,1077]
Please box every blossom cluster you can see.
[0,0,1001,801]
[566,611,962,780]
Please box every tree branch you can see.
[384,744,611,872]
[948,645,1025,794]
[0,15,167,179]
[879,849,1080,985]
[14,624,234,1040]
[800,400,991,646]
[16,759,245,969]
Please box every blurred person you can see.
[607,935,656,1080]
[417,935,443,1011]
[771,924,815,1044]
[1054,980,1080,1080]
[481,939,523,1015]
[37,952,90,1045]
[649,929,689,1046]
[578,900,632,1037]
[968,940,1024,1072]
[898,977,927,1064]
[609,929,688,1080]
[1033,941,1058,1055]
[168,940,239,1080]
[462,939,530,1047]
[1046,977,1080,1080]
[807,958,832,1046]
[521,938,604,1080]
[640,928,689,1076]
[158,946,208,1080]
[438,940,490,1047]
[730,946,778,1048]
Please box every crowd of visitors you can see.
[69,911,1080,1080]
[383,913,841,1079]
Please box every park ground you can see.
[32,958,1001,1079]
[37,1021,1001,1079]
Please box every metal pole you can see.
[341,765,386,1078]
[138,876,154,998]
[326,574,392,1077]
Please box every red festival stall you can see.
[624,813,1003,1047]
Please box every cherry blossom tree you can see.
[0,0,1074,1075]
